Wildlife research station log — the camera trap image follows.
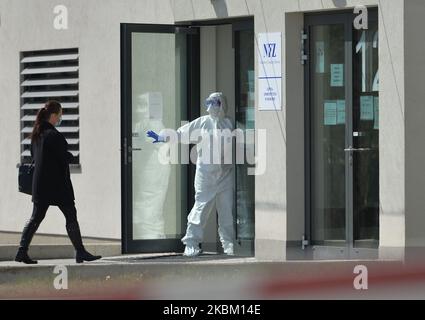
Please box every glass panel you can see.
[131,32,187,240]
[353,21,379,247]
[311,24,346,245]
[235,29,255,240]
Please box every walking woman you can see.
[15,100,102,264]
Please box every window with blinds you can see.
[20,48,80,165]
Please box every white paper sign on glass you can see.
[330,64,344,87]
[316,41,325,74]
[324,101,337,126]
[336,100,346,125]
[258,32,282,111]
[360,96,374,121]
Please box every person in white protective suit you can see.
[146,92,235,257]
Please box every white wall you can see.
[378,0,405,258]
[405,0,425,250]
[285,12,305,251]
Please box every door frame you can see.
[185,17,255,256]
[120,18,255,255]
[233,19,255,256]
[304,9,379,255]
[120,23,200,254]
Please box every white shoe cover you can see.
[223,242,234,256]
[183,245,202,257]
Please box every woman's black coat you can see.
[31,120,75,206]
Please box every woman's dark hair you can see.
[30,100,62,142]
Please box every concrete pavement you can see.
[2,253,424,299]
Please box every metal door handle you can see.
[129,147,142,152]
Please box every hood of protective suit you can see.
[205,92,227,119]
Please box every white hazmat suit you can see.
[149,92,235,257]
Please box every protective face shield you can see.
[204,92,226,119]
[204,96,221,109]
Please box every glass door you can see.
[305,10,379,250]
[307,14,349,248]
[121,24,196,253]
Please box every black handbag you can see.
[18,161,34,195]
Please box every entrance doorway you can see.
[120,24,193,253]
[121,18,255,255]
[305,10,379,257]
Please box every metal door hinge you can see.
[301,30,308,65]
[302,235,309,250]
[301,53,308,64]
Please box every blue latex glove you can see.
[146,130,164,143]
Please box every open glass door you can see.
[121,24,195,253]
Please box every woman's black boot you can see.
[15,220,39,264]
[66,222,102,263]
[15,248,38,264]
[75,250,102,263]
